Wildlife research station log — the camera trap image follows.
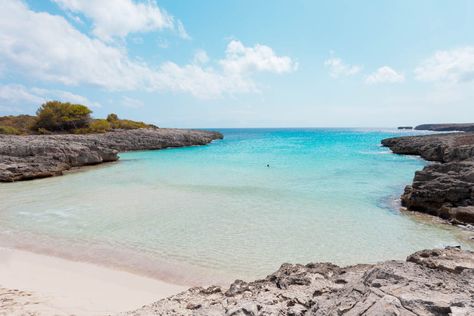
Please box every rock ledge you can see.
[0,128,223,182]
[123,248,474,316]
[382,132,474,225]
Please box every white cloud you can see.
[0,84,45,105]
[65,11,84,25]
[193,50,210,64]
[176,20,190,40]
[220,40,298,74]
[121,96,144,109]
[0,84,101,113]
[31,88,102,108]
[151,41,297,98]
[52,0,177,41]
[0,0,150,89]
[0,1,296,99]
[415,47,474,83]
[366,66,405,84]
[324,57,361,78]
[151,62,256,98]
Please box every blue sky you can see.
[0,0,473,127]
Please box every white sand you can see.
[0,247,187,315]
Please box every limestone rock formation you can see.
[123,247,474,316]
[382,132,474,225]
[0,128,223,182]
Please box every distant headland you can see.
[414,123,474,132]
[0,101,223,182]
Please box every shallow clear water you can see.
[0,128,472,284]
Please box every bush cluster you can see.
[34,101,92,132]
[0,126,21,135]
[0,115,36,134]
[74,119,112,134]
[106,113,148,129]
[0,101,153,135]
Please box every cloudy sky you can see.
[0,0,473,127]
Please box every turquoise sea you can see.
[0,129,472,284]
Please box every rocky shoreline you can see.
[2,129,474,315]
[0,128,223,182]
[123,247,474,315]
[382,132,474,225]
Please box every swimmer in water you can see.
[267,164,270,167]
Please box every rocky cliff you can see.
[0,128,223,182]
[123,247,474,315]
[382,133,474,225]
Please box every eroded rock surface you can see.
[382,133,474,225]
[123,248,474,316]
[0,128,222,182]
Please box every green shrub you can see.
[106,113,148,129]
[37,128,53,135]
[74,119,112,134]
[0,115,36,134]
[0,125,21,135]
[34,101,92,132]
[90,119,111,132]
[113,119,148,129]
[106,113,119,122]
[0,108,153,135]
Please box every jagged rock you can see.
[0,128,223,182]
[407,248,474,273]
[381,133,474,162]
[121,248,474,316]
[382,132,474,224]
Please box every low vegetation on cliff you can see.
[0,101,152,135]
[0,115,37,135]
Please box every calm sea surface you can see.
[0,129,472,284]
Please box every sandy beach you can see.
[0,247,186,315]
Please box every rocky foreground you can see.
[0,128,222,182]
[123,247,474,316]
[382,132,474,225]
